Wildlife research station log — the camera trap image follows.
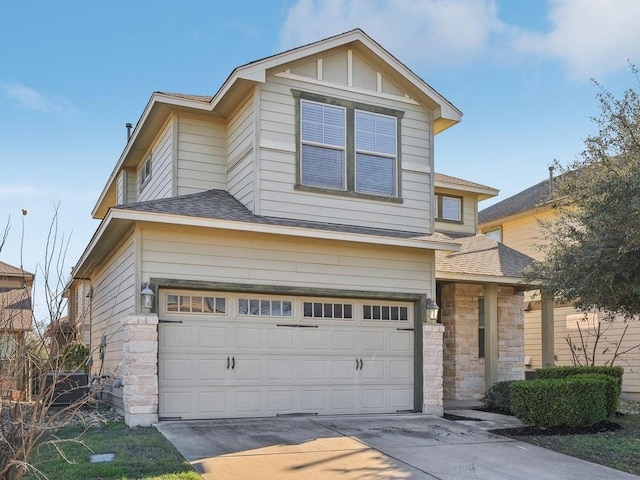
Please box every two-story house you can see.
[0,261,33,399]
[479,172,640,400]
[69,29,534,427]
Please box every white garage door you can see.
[158,290,415,420]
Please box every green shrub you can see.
[536,366,622,415]
[483,380,519,414]
[511,375,609,427]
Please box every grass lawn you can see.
[27,421,201,480]
[497,401,640,476]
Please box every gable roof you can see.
[93,28,462,219]
[435,233,535,285]
[0,287,32,331]
[478,176,554,225]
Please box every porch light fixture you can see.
[426,299,439,323]
[141,283,155,313]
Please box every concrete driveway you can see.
[156,414,639,480]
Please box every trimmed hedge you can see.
[483,380,518,414]
[510,374,612,427]
[535,366,622,416]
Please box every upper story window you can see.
[483,226,502,242]
[139,154,152,189]
[435,194,462,223]
[295,90,403,201]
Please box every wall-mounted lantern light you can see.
[141,283,155,313]
[426,299,439,323]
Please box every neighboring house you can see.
[68,29,535,427]
[479,172,640,400]
[0,261,34,398]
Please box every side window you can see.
[139,154,152,189]
[436,194,462,222]
[355,110,397,196]
[483,227,502,242]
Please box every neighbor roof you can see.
[478,176,554,225]
[0,261,33,279]
[435,233,535,284]
[0,287,32,331]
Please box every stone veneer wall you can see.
[121,314,159,427]
[422,323,445,415]
[442,283,524,400]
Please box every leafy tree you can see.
[530,65,640,319]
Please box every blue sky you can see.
[2,0,640,321]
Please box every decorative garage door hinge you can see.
[276,323,319,328]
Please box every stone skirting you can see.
[422,323,444,416]
[121,314,159,427]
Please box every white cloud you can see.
[513,0,640,78]
[0,83,75,115]
[280,0,640,79]
[279,0,504,66]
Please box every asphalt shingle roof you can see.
[435,233,535,279]
[0,261,33,279]
[434,173,495,191]
[116,189,447,241]
[478,176,553,225]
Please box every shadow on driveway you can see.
[156,414,640,480]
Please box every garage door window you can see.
[238,298,293,317]
[363,304,408,321]
[303,301,353,319]
[166,294,226,314]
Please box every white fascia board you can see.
[112,209,461,252]
[435,180,499,198]
[71,214,113,279]
[436,271,532,286]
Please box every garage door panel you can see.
[160,357,192,381]
[267,359,294,380]
[268,328,295,349]
[267,389,294,412]
[199,326,227,348]
[362,331,385,351]
[361,359,385,380]
[362,389,385,409]
[234,390,261,413]
[332,359,357,380]
[332,330,356,350]
[235,327,262,348]
[390,359,412,380]
[390,331,413,352]
[160,391,191,416]
[198,358,227,381]
[390,388,413,409]
[301,389,325,410]
[234,358,262,380]
[160,324,191,348]
[301,359,326,380]
[302,329,325,349]
[331,389,356,411]
[198,391,227,414]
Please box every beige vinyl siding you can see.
[116,171,125,205]
[141,225,434,295]
[176,115,226,195]
[89,234,136,376]
[226,92,255,211]
[138,118,173,202]
[257,75,432,233]
[435,190,478,235]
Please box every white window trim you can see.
[139,154,152,190]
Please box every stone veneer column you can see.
[422,323,445,416]
[121,314,159,427]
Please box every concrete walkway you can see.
[156,413,639,480]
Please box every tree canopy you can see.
[529,65,640,319]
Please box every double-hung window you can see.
[296,91,402,200]
[300,100,346,190]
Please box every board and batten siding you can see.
[89,234,136,377]
[176,115,226,195]
[137,118,174,203]
[141,225,434,295]
[256,75,432,234]
[226,92,255,211]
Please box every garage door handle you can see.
[232,356,235,370]
[356,358,363,370]
[226,356,230,369]
[359,358,363,370]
